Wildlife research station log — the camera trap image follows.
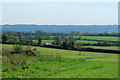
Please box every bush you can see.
[33,47,37,51]
[12,45,23,52]
[25,45,32,51]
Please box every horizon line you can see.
[1,23,118,25]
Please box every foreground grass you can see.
[2,44,118,78]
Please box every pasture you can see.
[44,36,119,41]
[33,40,54,44]
[84,46,118,50]
[33,40,97,44]
[33,36,119,45]
[2,44,118,78]
[82,36,118,41]
[75,40,97,44]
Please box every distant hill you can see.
[1,24,118,33]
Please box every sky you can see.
[1,2,118,25]
[1,0,119,2]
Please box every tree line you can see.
[1,30,119,48]
[2,30,119,40]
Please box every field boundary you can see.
[43,45,119,54]
[2,43,119,54]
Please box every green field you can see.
[75,40,97,44]
[82,36,118,41]
[72,36,118,41]
[33,40,54,44]
[33,40,97,44]
[33,36,119,45]
[2,44,118,78]
[84,46,118,50]
[50,36,119,41]
[66,36,119,41]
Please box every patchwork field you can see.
[43,36,119,41]
[33,36,119,45]
[33,40,98,44]
[2,44,118,78]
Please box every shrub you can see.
[25,45,32,51]
[12,45,23,52]
[2,48,11,56]
[33,47,37,51]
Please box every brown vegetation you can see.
[10,50,36,56]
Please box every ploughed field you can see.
[2,44,118,78]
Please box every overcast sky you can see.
[2,2,118,25]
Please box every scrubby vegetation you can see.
[12,45,23,52]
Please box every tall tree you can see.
[53,35,61,45]
[2,34,9,42]
[38,37,42,45]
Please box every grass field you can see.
[65,36,119,41]
[75,40,97,44]
[33,40,54,44]
[33,40,98,44]
[2,44,118,78]
[84,46,118,50]
[33,36,119,45]
[82,36,118,41]
[49,36,119,41]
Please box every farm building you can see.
[44,43,52,45]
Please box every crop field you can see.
[2,44,118,78]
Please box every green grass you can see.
[2,44,118,78]
[75,40,97,44]
[66,36,119,41]
[82,36,118,41]
[33,40,97,44]
[33,36,119,45]
[84,46,118,50]
[33,40,54,44]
